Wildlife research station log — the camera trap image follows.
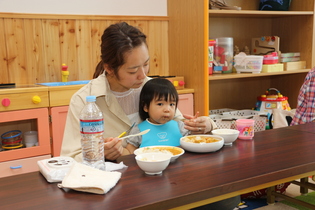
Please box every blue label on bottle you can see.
[80,119,104,134]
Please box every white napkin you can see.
[105,161,128,171]
[58,162,122,194]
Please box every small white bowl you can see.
[180,135,224,153]
[211,129,240,145]
[135,153,172,175]
[134,146,184,162]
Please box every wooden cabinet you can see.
[168,0,314,114]
[0,100,51,178]
[50,106,68,157]
[0,87,51,177]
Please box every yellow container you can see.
[261,63,283,73]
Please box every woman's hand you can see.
[104,137,124,161]
[183,111,212,134]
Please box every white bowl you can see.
[211,129,240,145]
[134,146,184,162]
[135,153,172,175]
[180,135,224,153]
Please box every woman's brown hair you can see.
[93,22,147,79]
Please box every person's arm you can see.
[125,143,138,154]
[60,95,85,162]
[177,120,190,136]
[182,111,216,134]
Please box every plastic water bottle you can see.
[80,95,105,170]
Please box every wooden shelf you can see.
[209,10,313,18]
[168,0,315,113]
[209,69,310,80]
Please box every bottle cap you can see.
[86,95,96,102]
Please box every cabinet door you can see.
[178,93,194,116]
[0,108,51,162]
[50,106,68,157]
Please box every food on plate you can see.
[182,135,221,143]
[140,146,182,156]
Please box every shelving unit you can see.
[168,0,315,114]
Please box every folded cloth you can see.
[58,162,121,194]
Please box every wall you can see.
[0,1,169,85]
[0,0,167,16]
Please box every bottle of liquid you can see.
[80,95,106,170]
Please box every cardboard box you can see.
[261,63,283,73]
[283,61,306,71]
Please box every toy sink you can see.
[37,80,90,86]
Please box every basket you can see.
[209,108,236,115]
[210,109,267,132]
[234,52,263,74]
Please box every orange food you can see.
[142,146,182,155]
[182,136,220,143]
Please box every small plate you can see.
[134,146,184,162]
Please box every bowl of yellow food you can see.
[180,135,224,153]
[135,153,172,175]
[134,146,184,162]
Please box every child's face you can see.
[144,96,176,124]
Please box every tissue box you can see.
[261,63,284,73]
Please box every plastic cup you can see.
[24,131,38,147]
[236,119,255,140]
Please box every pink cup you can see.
[236,119,255,140]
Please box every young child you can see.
[125,78,189,153]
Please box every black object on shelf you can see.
[0,83,16,89]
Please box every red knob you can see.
[2,98,11,107]
[179,81,185,86]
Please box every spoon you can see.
[120,129,150,140]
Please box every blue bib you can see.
[138,120,182,147]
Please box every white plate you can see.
[180,135,224,153]
[134,146,184,162]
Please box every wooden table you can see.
[1,123,315,210]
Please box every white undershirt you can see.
[111,87,142,123]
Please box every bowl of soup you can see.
[180,135,224,153]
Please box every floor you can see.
[253,177,315,210]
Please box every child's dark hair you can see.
[139,78,178,121]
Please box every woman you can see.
[61,21,239,209]
[61,22,213,162]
